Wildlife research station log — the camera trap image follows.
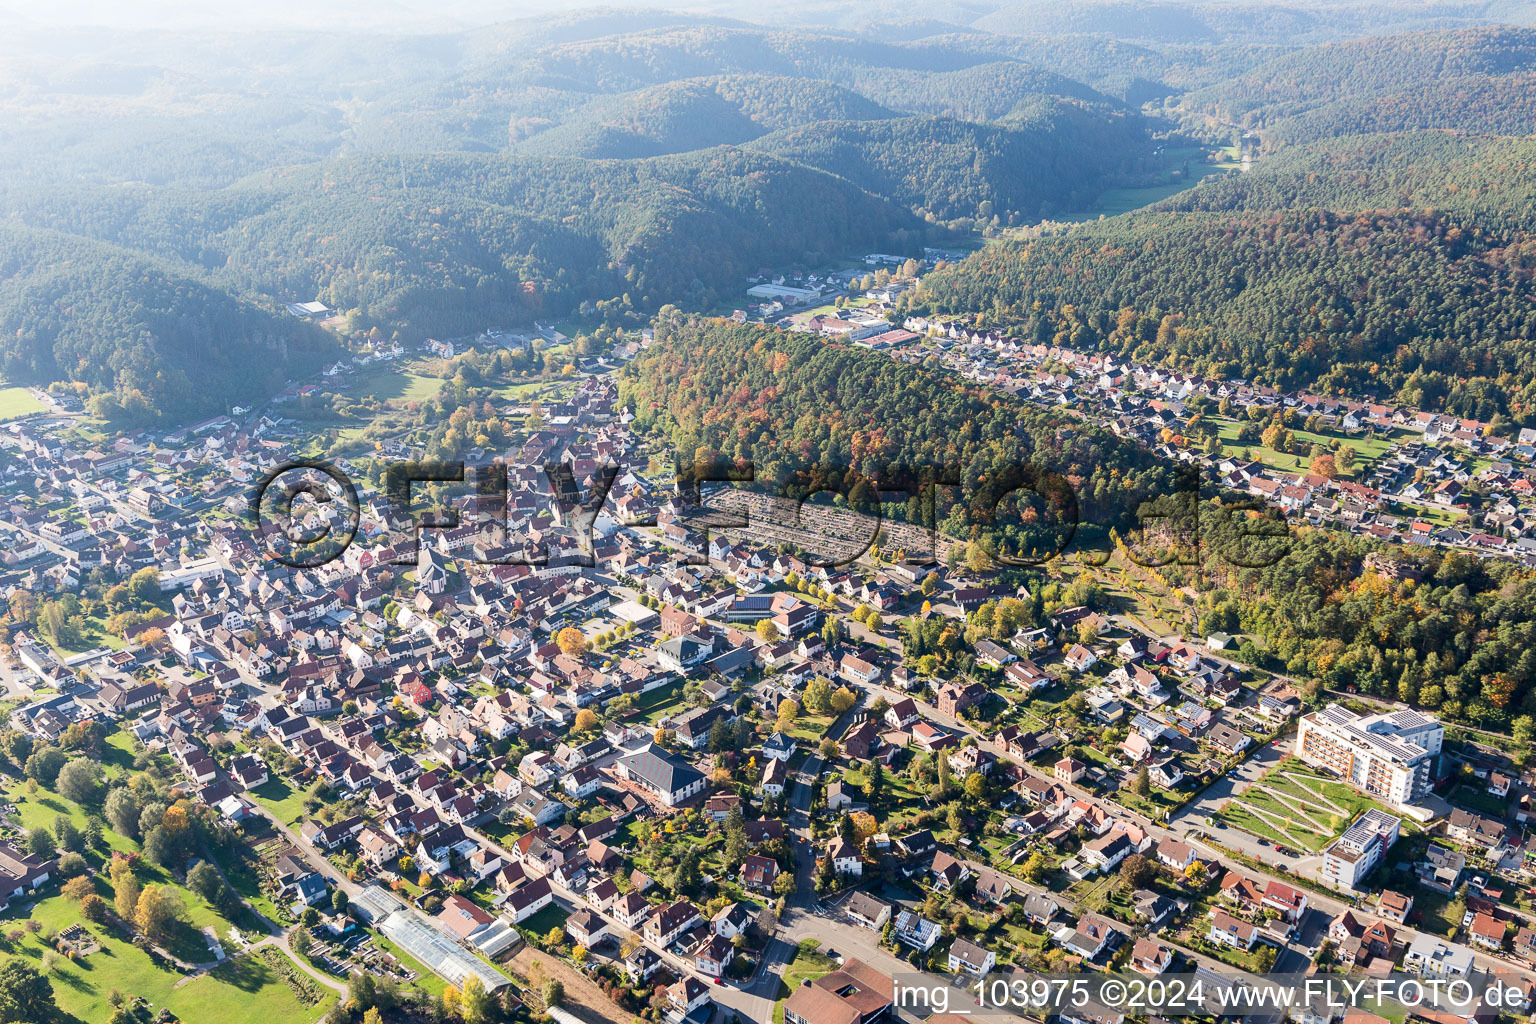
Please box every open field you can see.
[1210,417,1407,480]
[1073,145,1245,220]
[344,361,443,405]
[4,778,136,856]
[0,387,47,420]
[248,778,309,828]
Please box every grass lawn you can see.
[248,778,309,828]
[4,779,136,857]
[1210,417,1409,482]
[1112,784,1184,822]
[1075,145,1243,219]
[0,895,334,1024]
[101,731,143,778]
[495,379,551,400]
[215,841,290,928]
[345,362,442,405]
[1450,785,1508,817]
[44,743,281,943]
[840,764,924,807]
[0,386,46,420]
[1413,890,1462,939]
[517,904,568,939]
[785,712,837,744]
[638,680,687,725]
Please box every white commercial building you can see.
[1295,705,1441,808]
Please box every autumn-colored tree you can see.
[110,857,140,922]
[62,876,94,902]
[161,804,189,837]
[460,974,493,1024]
[573,709,599,732]
[776,699,799,732]
[80,894,106,923]
[849,811,878,847]
[135,884,185,939]
[1310,453,1338,478]
[755,619,781,643]
[829,686,858,714]
[1487,674,1517,710]
[556,627,587,658]
[1021,849,1047,882]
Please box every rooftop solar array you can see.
[1311,705,1430,763]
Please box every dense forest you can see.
[1184,522,1536,734]
[0,227,336,421]
[906,207,1536,424]
[0,12,1195,418]
[1262,73,1536,144]
[1156,131,1536,231]
[1180,26,1536,142]
[7,5,1536,426]
[746,107,1152,222]
[511,75,898,157]
[967,0,1507,46]
[618,314,1183,560]
[0,149,937,339]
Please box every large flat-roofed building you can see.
[1295,705,1441,808]
[1321,808,1401,891]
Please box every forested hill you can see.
[1180,26,1536,142]
[0,227,336,422]
[905,208,1536,425]
[617,314,1181,557]
[511,76,898,158]
[1154,132,1536,232]
[0,149,938,340]
[745,107,1152,222]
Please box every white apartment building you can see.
[1401,933,1473,979]
[1295,705,1441,808]
[1320,808,1401,891]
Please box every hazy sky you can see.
[0,0,702,32]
